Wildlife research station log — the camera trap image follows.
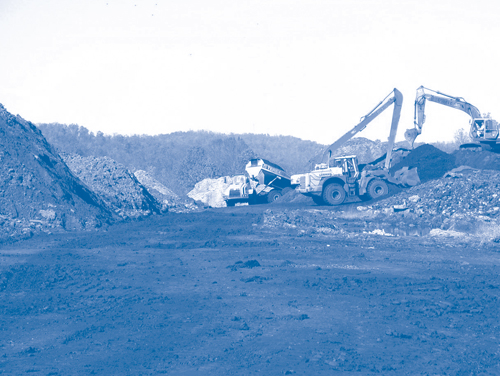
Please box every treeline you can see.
[37,123,324,195]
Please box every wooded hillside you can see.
[37,123,324,195]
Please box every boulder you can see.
[187,176,237,208]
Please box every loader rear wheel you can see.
[267,190,282,203]
[366,179,389,200]
[322,183,346,206]
[226,201,236,207]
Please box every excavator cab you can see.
[472,118,499,140]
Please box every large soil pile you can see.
[62,154,162,218]
[452,148,500,171]
[389,144,456,183]
[133,170,197,212]
[0,104,113,239]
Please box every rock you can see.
[187,176,237,208]
[393,202,408,212]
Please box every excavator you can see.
[404,85,500,149]
[292,88,420,206]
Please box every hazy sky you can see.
[1,0,499,144]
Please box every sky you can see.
[1,0,499,145]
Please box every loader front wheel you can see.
[322,183,346,206]
[366,179,389,200]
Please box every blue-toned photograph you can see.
[1,0,500,374]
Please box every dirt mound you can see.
[0,104,113,239]
[133,170,179,209]
[133,170,197,212]
[390,144,456,183]
[275,187,314,204]
[452,148,500,171]
[62,154,162,218]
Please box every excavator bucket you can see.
[404,128,418,148]
[392,166,420,187]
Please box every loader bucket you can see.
[392,166,420,187]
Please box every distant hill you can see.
[37,124,325,194]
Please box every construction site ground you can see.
[2,201,500,375]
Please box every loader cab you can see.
[333,156,360,180]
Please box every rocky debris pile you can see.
[362,168,500,239]
[134,170,198,212]
[187,176,240,208]
[265,159,500,241]
[62,154,162,218]
[0,104,113,239]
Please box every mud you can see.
[1,203,499,375]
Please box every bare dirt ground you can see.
[1,201,500,375]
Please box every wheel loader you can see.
[291,88,420,206]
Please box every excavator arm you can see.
[317,88,403,169]
[404,85,497,147]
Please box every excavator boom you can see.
[317,88,403,169]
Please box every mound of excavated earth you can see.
[452,147,500,171]
[390,144,456,183]
[0,104,113,239]
[134,170,179,206]
[62,154,162,218]
[134,170,198,212]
